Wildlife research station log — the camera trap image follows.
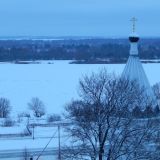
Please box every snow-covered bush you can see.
[3,118,14,127]
[17,112,30,123]
[47,114,61,123]
[28,97,46,118]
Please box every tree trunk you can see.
[99,154,103,160]
[99,147,104,160]
[107,148,111,160]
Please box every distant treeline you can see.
[0,38,160,63]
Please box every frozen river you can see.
[0,60,159,116]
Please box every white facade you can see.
[130,42,138,56]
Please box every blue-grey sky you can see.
[0,0,159,37]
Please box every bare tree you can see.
[0,97,11,118]
[28,97,45,117]
[153,83,160,99]
[63,70,155,160]
[153,83,160,107]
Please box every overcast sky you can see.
[0,0,159,37]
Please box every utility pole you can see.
[32,125,35,140]
[58,125,61,160]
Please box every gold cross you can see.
[130,17,137,33]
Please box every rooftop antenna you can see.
[130,17,137,33]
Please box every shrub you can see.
[47,114,61,123]
[3,118,14,127]
[28,97,45,117]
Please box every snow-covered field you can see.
[0,60,159,116]
[0,60,159,159]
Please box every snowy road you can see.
[0,148,57,159]
[0,125,70,159]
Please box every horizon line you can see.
[0,35,160,40]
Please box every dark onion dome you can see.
[129,36,140,42]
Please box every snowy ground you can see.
[0,60,159,116]
[0,124,69,159]
[0,125,69,149]
[0,60,159,159]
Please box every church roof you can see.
[121,55,155,99]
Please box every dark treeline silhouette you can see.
[0,38,160,62]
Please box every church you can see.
[121,18,157,105]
